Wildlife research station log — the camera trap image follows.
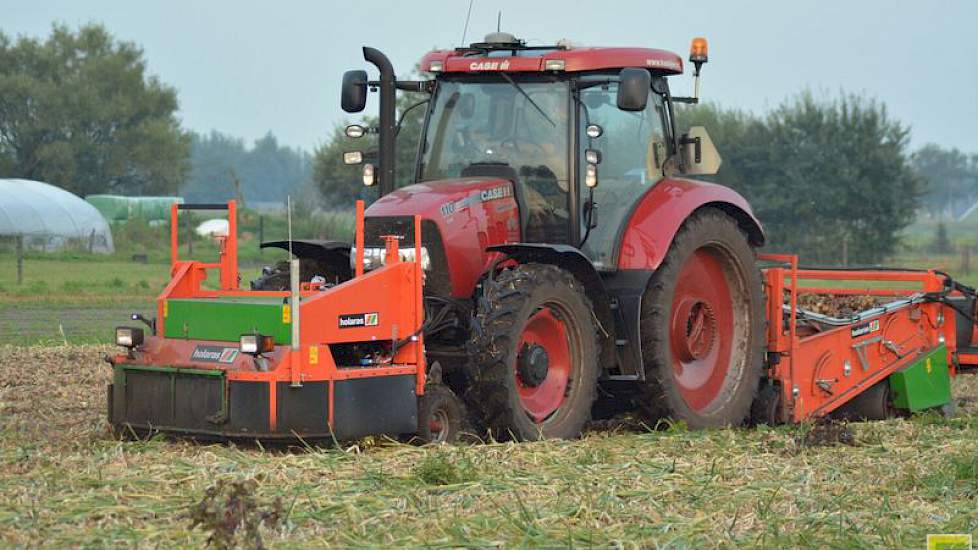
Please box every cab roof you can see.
[420,35,684,76]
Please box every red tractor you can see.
[108,33,972,443]
[332,33,765,440]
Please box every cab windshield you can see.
[420,77,571,242]
[420,77,570,191]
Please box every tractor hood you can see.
[366,177,515,220]
[365,177,521,297]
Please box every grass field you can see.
[0,255,282,345]
[1,345,978,547]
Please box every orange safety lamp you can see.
[689,37,708,71]
[688,37,708,100]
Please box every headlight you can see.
[115,326,144,348]
[351,246,431,272]
[240,333,274,355]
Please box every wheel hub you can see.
[667,246,740,413]
[517,343,550,387]
[675,299,717,361]
[428,409,449,443]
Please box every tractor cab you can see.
[341,33,721,270]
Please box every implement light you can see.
[544,59,566,71]
[115,326,144,348]
[240,333,275,355]
[428,60,444,73]
[343,151,364,165]
[689,37,708,65]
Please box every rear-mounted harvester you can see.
[108,200,433,440]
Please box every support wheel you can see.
[832,380,895,421]
[416,385,465,444]
[465,264,600,440]
[639,208,765,428]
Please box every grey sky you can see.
[3,0,977,153]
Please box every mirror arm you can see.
[671,96,699,104]
[395,80,435,93]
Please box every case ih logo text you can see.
[481,186,512,201]
[469,60,510,71]
[339,312,379,329]
[441,186,513,218]
[191,346,239,364]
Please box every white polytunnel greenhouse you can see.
[0,179,114,253]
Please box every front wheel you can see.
[639,208,765,428]
[416,385,466,444]
[465,264,600,441]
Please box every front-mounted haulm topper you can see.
[107,34,978,442]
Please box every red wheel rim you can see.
[428,409,449,443]
[516,307,572,423]
[669,247,738,412]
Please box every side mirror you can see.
[341,70,368,113]
[617,68,650,111]
[680,126,722,176]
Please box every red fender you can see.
[617,178,765,271]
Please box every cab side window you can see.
[579,85,667,268]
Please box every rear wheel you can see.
[465,264,600,440]
[639,208,765,428]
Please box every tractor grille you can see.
[364,216,450,296]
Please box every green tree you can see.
[311,81,426,207]
[680,93,920,264]
[912,144,978,218]
[0,24,189,196]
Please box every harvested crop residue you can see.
[3,345,978,547]
[793,293,888,318]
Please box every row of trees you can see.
[313,91,932,263]
[680,94,920,263]
[1,24,974,264]
[182,131,311,204]
[0,24,310,203]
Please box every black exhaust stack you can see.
[363,47,396,197]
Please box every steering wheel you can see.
[499,133,545,154]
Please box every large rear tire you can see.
[639,208,765,428]
[465,264,600,440]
